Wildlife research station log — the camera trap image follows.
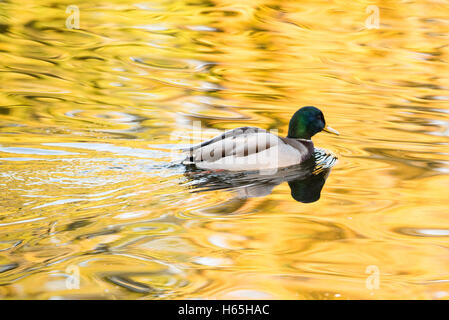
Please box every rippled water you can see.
[1,0,449,299]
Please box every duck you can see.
[181,106,339,172]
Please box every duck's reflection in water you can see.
[184,150,336,203]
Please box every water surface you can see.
[1,0,449,299]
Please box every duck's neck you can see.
[286,136,312,142]
[287,119,311,140]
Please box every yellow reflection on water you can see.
[0,0,449,299]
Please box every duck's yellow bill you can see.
[323,125,339,135]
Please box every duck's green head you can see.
[287,106,339,139]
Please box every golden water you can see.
[1,0,449,299]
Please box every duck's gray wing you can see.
[183,127,280,163]
[180,126,267,152]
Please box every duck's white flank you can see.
[184,128,313,171]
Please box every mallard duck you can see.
[182,106,339,171]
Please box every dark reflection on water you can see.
[106,275,156,294]
[288,169,330,203]
[184,149,336,203]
